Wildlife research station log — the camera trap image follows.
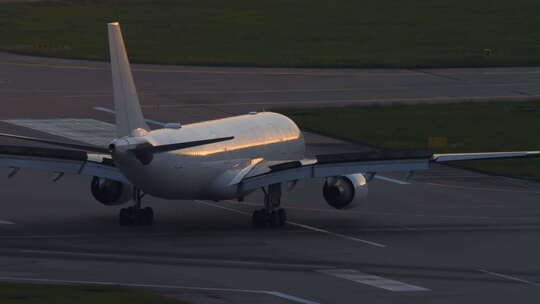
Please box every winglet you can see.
[107,22,149,138]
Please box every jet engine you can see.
[91,177,132,205]
[322,174,368,209]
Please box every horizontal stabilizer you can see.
[151,136,234,153]
[127,136,234,165]
[0,145,127,182]
[0,133,109,154]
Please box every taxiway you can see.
[1,52,540,303]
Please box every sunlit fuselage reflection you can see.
[113,112,305,200]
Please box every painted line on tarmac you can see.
[196,200,386,248]
[219,200,540,231]
[478,269,540,287]
[20,81,540,98]
[4,82,538,96]
[17,249,333,271]
[5,60,540,77]
[0,60,420,76]
[223,200,540,220]
[374,175,410,185]
[427,182,540,194]
[140,94,540,108]
[0,220,15,225]
[284,221,386,247]
[317,269,430,292]
[109,82,540,95]
[0,277,321,304]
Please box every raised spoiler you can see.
[0,145,127,183]
[239,150,433,191]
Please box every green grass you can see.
[1,0,540,67]
[0,282,188,304]
[278,101,540,179]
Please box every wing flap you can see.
[316,150,432,164]
[239,151,432,191]
[433,151,540,162]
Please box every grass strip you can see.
[1,0,540,68]
[0,282,188,304]
[279,101,540,179]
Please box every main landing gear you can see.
[119,188,154,226]
[252,183,287,228]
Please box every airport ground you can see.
[1,52,540,303]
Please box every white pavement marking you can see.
[317,269,430,292]
[374,175,410,185]
[3,119,115,146]
[222,200,540,221]
[196,200,387,248]
[428,182,540,194]
[19,249,333,270]
[285,221,386,247]
[478,269,540,287]
[196,200,252,215]
[0,277,321,304]
[0,220,15,225]
[139,94,540,108]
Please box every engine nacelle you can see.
[91,177,132,206]
[323,174,368,209]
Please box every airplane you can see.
[1,22,539,228]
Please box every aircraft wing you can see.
[238,150,540,191]
[0,145,128,183]
[238,150,432,191]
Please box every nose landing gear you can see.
[119,188,154,226]
[252,183,287,228]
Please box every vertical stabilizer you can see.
[107,22,149,137]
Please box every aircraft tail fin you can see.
[107,22,149,138]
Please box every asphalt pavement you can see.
[1,52,540,303]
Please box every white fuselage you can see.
[112,112,305,200]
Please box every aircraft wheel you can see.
[269,211,280,228]
[143,207,154,225]
[119,208,130,225]
[252,209,266,228]
[119,206,154,226]
[277,208,287,226]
